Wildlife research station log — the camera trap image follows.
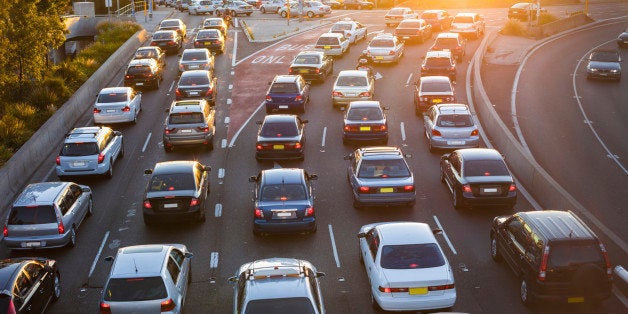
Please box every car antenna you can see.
[568,230,573,238]
[133,257,139,273]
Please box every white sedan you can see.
[329,18,368,44]
[358,221,456,312]
[94,87,141,124]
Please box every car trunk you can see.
[146,191,194,213]
[7,205,59,239]
[465,176,513,197]
[381,266,451,297]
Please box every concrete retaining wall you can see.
[0,29,148,213]
[538,13,594,37]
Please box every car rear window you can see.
[169,112,204,124]
[98,92,128,103]
[182,51,208,61]
[261,184,306,201]
[426,57,452,67]
[179,74,209,85]
[161,21,180,28]
[260,122,298,137]
[463,160,510,177]
[437,114,473,127]
[369,39,393,48]
[149,173,196,191]
[61,142,99,156]
[358,159,410,178]
[8,206,57,225]
[548,241,604,269]
[380,243,445,269]
[421,12,437,19]
[127,66,151,75]
[421,82,452,93]
[294,55,320,64]
[336,75,367,87]
[104,277,168,301]
[398,21,420,28]
[331,23,352,31]
[244,297,316,314]
[135,49,157,59]
[435,37,458,47]
[269,82,298,93]
[205,20,222,26]
[347,107,383,120]
[453,16,473,23]
[197,30,220,39]
[316,36,339,45]
[388,8,405,15]
[152,32,173,40]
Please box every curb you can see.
[241,18,335,43]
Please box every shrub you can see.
[4,102,53,129]
[501,19,528,37]
[0,113,33,149]
[53,62,88,90]
[0,144,13,167]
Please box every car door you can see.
[59,188,80,233]
[67,183,88,225]
[423,107,436,137]
[25,262,54,311]
[499,217,528,275]
[171,249,190,304]
[166,254,185,311]
[442,152,458,190]
[363,228,381,292]
[12,269,40,314]
[132,89,141,113]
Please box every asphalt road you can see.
[3,5,626,314]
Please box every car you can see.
[421,9,453,31]
[344,146,415,208]
[142,161,211,224]
[202,17,228,35]
[585,49,622,81]
[313,33,350,57]
[423,103,479,152]
[429,32,466,63]
[413,76,455,114]
[255,114,307,161]
[163,99,216,152]
[159,18,187,38]
[178,48,215,74]
[366,33,405,64]
[450,12,485,39]
[0,258,60,313]
[249,168,318,235]
[175,0,194,11]
[124,58,165,90]
[329,18,368,44]
[490,210,613,306]
[440,148,517,210]
[93,87,142,124]
[188,0,215,15]
[3,181,93,250]
[175,70,218,105]
[288,50,334,83]
[279,1,331,18]
[394,18,432,43]
[508,2,546,21]
[342,101,389,145]
[331,70,375,108]
[341,0,374,10]
[100,244,193,313]
[56,126,123,179]
[215,1,254,16]
[421,50,457,81]
[384,7,418,27]
[358,222,456,311]
[194,29,225,54]
[259,0,285,13]
[618,28,628,48]
[321,0,342,10]
[132,46,166,69]
[245,0,262,8]
[228,258,326,313]
[264,75,311,113]
[150,30,183,55]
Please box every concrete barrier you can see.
[538,13,594,37]
[0,29,148,214]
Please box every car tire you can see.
[132,112,137,124]
[353,199,363,210]
[119,142,124,158]
[520,278,535,306]
[52,272,61,301]
[207,139,214,150]
[453,190,464,210]
[105,161,113,179]
[87,197,94,217]
[490,234,502,262]
[67,227,77,248]
[260,7,266,13]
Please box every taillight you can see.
[421,66,427,71]
[168,40,176,45]
[56,156,61,165]
[358,186,370,193]
[150,42,157,46]
[97,153,105,163]
[343,125,351,131]
[197,126,209,133]
[294,142,302,149]
[93,108,101,113]
[404,185,414,192]
[143,200,152,209]
[175,89,181,97]
[100,302,111,314]
[359,92,371,97]
[455,45,462,50]
[432,129,442,136]
[509,184,517,191]
[122,106,131,112]
[289,68,293,74]
[124,75,132,79]
[3,225,7,237]
[315,68,320,74]
[428,283,455,291]
[266,95,272,101]
[538,246,550,281]
[254,208,264,218]
[57,221,65,234]
[462,184,472,193]
[189,198,199,206]
[449,66,455,71]
[256,144,263,150]
[194,42,200,48]
[295,95,302,101]
[378,286,408,293]
[470,129,479,136]
[160,299,175,312]
[388,50,395,55]
[332,91,343,97]
[599,242,612,278]
[205,88,213,96]
[178,64,185,71]
[305,206,314,216]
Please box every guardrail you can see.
[114,1,148,17]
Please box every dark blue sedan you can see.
[264,75,311,114]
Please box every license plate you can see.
[73,161,85,167]
[403,36,410,39]
[189,65,199,69]
[23,242,42,248]
[380,187,394,193]
[273,144,285,150]
[375,56,384,60]
[204,42,211,45]
[276,212,292,217]
[409,287,428,295]
[432,98,442,103]
[279,105,289,109]
[359,126,371,131]
[189,91,199,96]
[136,82,144,86]
[447,140,465,145]
[324,45,331,49]
[163,203,178,208]
[106,109,116,113]
[299,69,309,73]
[181,129,192,133]
[568,297,584,303]
[483,188,498,193]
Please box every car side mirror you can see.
[442,153,451,161]
[114,131,122,136]
[228,276,238,283]
[249,176,257,182]
[382,106,390,110]
[357,232,366,238]
[82,187,91,193]
[144,169,153,175]
[203,165,212,171]
[309,174,318,180]
[165,108,170,112]
[432,228,443,235]
[404,153,412,158]
[185,252,194,259]
[256,121,262,125]
[316,271,326,278]
[104,256,114,262]
[301,119,309,124]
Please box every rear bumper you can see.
[3,233,71,250]
[56,164,110,177]
[461,192,517,208]
[354,191,416,206]
[164,133,214,147]
[265,101,306,113]
[530,278,612,303]
[94,112,135,124]
[143,207,201,221]
[333,95,372,107]
[253,218,316,233]
[343,131,388,142]
[429,137,479,150]
[124,78,159,88]
[374,289,456,311]
[256,149,304,160]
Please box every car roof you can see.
[272,75,299,83]
[457,148,503,161]
[128,58,156,66]
[99,87,131,94]
[377,222,437,245]
[65,126,109,144]
[517,211,597,242]
[455,12,478,17]
[241,258,312,300]
[169,100,207,113]
[14,182,67,206]
[137,46,160,52]
[420,75,452,83]
[338,70,369,77]
[198,28,221,34]
[436,32,460,39]
[162,18,183,24]
[357,146,403,159]
[111,245,169,277]
[426,50,452,58]
[154,30,177,35]
[153,161,198,175]
[319,32,344,38]
[261,168,305,185]
[183,48,210,55]
[435,103,471,114]
[180,70,211,77]
[348,100,381,109]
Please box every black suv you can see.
[490,210,612,306]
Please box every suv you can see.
[344,146,415,208]
[366,33,404,64]
[178,48,215,74]
[159,18,187,38]
[56,126,124,179]
[175,70,218,105]
[430,32,466,63]
[394,18,432,43]
[490,210,613,306]
[341,0,373,10]
[101,244,193,313]
[0,258,60,313]
[508,2,545,21]
[450,12,485,39]
[414,76,455,114]
[384,7,418,27]
[3,181,93,250]
[265,75,311,113]
[423,103,479,152]
[421,9,453,31]
[163,99,216,151]
[150,30,183,55]
[259,0,285,13]
[421,50,457,81]
[124,58,164,90]
[332,70,375,108]
[586,49,622,81]
[188,0,215,15]
[228,258,326,313]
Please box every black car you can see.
[288,51,334,83]
[249,168,318,235]
[142,161,211,225]
[440,148,517,210]
[618,29,628,48]
[421,9,453,31]
[255,114,307,161]
[490,210,612,306]
[194,29,225,54]
[203,17,228,35]
[133,46,167,69]
[586,49,622,81]
[421,50,457,82]
[175,70,218,105]
[342,101,388,145]
[414,76,456,115]
[124,58,164,90]
[150,30,183,55]
[0,258,60,313]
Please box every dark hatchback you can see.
[150,30,183,54]
[342,101,388,145]
[265,75,311,114]
[249,168,318,235]
[133,46,166,69]
[421,50,457,82]
[440,148,517,210]
[288,51,334,83]
[255,114,307,161]
[123,59,164,90]
[175,70,218,105]
[586,49,622,81]
[0,258,60,313]
[142,161,211,225]
[194,29,225,54]
[429,32,466,63]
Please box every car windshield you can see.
[127,66,150,75]
[388,8,405,15]
[369,39,394,48]
[421,82,452,93]
[589,51,619,62]
[358,159,410,178]
[8,206,56,225]
[61,142,99,156]
[347,107,383,120]
[244,297,316,314]
[453,16,474,23]
[135,49,157,59]
[337,75,367,87]
[421,12,437,19]
[149,173,196,191]
[463,160,510,177]
[261,184,307,201]
[197,31,219,39]
[547,241,604,269]
[434,37,459,47]
[182,51,208,61]
[294,55,320,64]
[380,243,446,269]
[179,74,209,85]
[316,37,339,45]
[153,32,174,40]
[437,114,473,127]
[169,112,204,124]
[104,277,168,301]
[331,23,352,31]
[398,21,420,28]
[269,82,298,93]
[426,57,452,67]
[98,92,127,103]
[260,122,298,137]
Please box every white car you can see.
[366,33,404,64]
[94,87,141,124]
[329,18,367,44]
[188,0,215,15]
[331,70,374,108]
[450,12,485,39]
[314,33,350,57]
[358,222,456,312]
[259,0,285,13]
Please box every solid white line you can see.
[168,80,175,93]
[224,117,230,124]
[142,132,151,152]
[400,122,406,142]
[432,216,457,255]
[218,168,225,179]
[215,203,222,217]
[405,73,413,86]
[229,101,264,147]
[210,252,219,268]
[328,224,341,268]
[89,231,110,278]
[221,139,227,148]
[321,127,327,147]
[231,31,238,67]
[227,98,232,105]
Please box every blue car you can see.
[264,75,310,114]
[249,168,318,235]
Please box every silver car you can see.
[56,126,124,179]
[93,87,142,124]
[366,33,405,64]
[3,182,93,250]
[259,0,285,13]
[101,244,193,314]
[178,48,215,74]
[215,1,254,16]
[163,99,216,151]
[331,70,375,108]
[423,103,480,152]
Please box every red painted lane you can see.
[228,29,328,140]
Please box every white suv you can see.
[450,12,485,39]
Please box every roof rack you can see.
[245,264,306,281]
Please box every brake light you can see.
[266,95,272,101]
[288,68,293,74]
[315,68,320,74]
[471,129,479,136]
[189,198,199,207]
[160,299,175,312]
[462,184,472,193]
[509,184,517,191]
[97,153,105,163]
[294,142,302,149]
[256,144,263,150]
[100,302,111,314]
[388,50,395,55]
[404,185,414,191]
[93,108,101,113]
[3,225,7,237]
[343,125,351,131]
[254,208,264,218]
[56,156,61,165]
[164,127,176,135]
[378,286,408,293]
[150,42,157,46]
[359,186,370,193]
[175,89,181,97]
[197,126,209,133]
[332,91,343,97]
[449,66,455,71]
[58,221,65,234]
[295,95,302,101]
[205,87,213,96]
[143,200,152,209]
[122,106,131,112]
[359,92,371,97]
[124,75,131,79]
[538,246,550,281]
[305,206,314,216]
[168,41,176,45]
[428,283,455,291]
[431,129,441,136]
[599,242,612,278]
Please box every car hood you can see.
[587,61,621,70]
[464,175,513,184]
[381,265,453,288]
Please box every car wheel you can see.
[260,7,266,13]
[453,190,464,210]
[119,142,124,158]
[143,214,155,226]
[67,227,76,248]
[132,111,137,124]
[490,234,501,262]
[52,272,61,301]
[87,197,93,217]
[520,278,534,306]
[428,139,436,153]
[164,144,173,152]
[280,11,287,17]
[105,161,113,179]
[353,199,363,210]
